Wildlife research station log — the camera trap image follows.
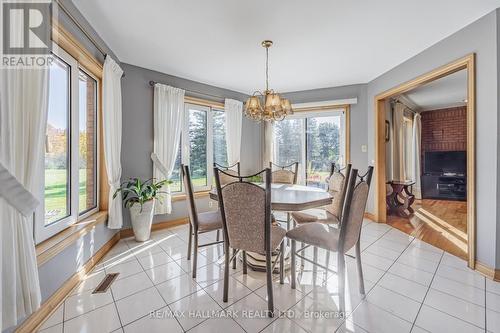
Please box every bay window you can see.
[273,107,348,189]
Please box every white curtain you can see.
[0,64,48,329]
[224,99,243,166]
[103,56,124,229]
[263,121,274,168]
[151,84,185,215]
[412,113,422,199]
[392,102,405,181]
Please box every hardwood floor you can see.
[386,199,468,260]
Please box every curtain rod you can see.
[55,0,125,77]
[392,99,417,114]
[148,80,228,101]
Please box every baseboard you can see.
[120,217,189,238]
[15,232,120,333]
[475,261,500,281]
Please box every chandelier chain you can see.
[265,46,269,92]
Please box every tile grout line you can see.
[409,248,444,332]
[62,298,65,333]
[421,302,487,331]
[150,231,249,332]
[344,234,418,331]
[289,222,396,333]
[109,283,125,331]
[132,242,189,332]
[426,276,486,307]
[484,277,487,333]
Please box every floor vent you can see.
[92,273,119,293]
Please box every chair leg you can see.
[242,251,248,275]
[223,243,230,303]
[291,239,296,289]
[286,213,291,245]
[326,250,331,270]
[265,249,274,317]
[300,242,305,268]
[187,223,192,260]
[337,251,346,316]
[313,246,318,274]
[355,240,365,296]
[279,241,285,284]
[232,248,237,269]
[192,233,198,278]
[216,229,220,242]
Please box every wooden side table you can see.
[386,180,415,217]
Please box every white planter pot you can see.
[129,200,155,242]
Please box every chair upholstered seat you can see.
[197,211,223,233]
[291,209,340,225]
[286,222,340,252]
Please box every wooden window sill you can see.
[36,211,108,266]
[171,190,211,202]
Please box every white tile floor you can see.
[39,220,500,333]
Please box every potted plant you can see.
[113,178,170,242]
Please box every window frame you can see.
[35,42,100,244]
[173,103,225,195]
[273,106,349,186]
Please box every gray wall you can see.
[282,84,369,172]
[366,10,499,268]
[120,63,261,227]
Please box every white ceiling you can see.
[73,0,500,94]
[403,69,467,111]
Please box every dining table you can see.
[209,183,333,271]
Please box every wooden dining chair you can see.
[214,167,286,317]
[182,164,224,278]
[213,161,240,186]
[286,166,374,315]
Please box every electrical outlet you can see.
[361,144,367,153]
[208,201,213,208]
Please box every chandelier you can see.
[244,40,293,122]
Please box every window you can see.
[273,108,347,189]
[78,70,98,214]
[36,45,99,243]
[170,142,182,193]
[171,103,227,194]
[44,55,71,225]
[274,118,304,172]
[306,115,346,187]
[186,106,208,187]
[212,109,228,166]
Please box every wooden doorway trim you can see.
[373,54,476,268]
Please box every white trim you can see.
[35,43,100,243]
[292,98,358,109]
